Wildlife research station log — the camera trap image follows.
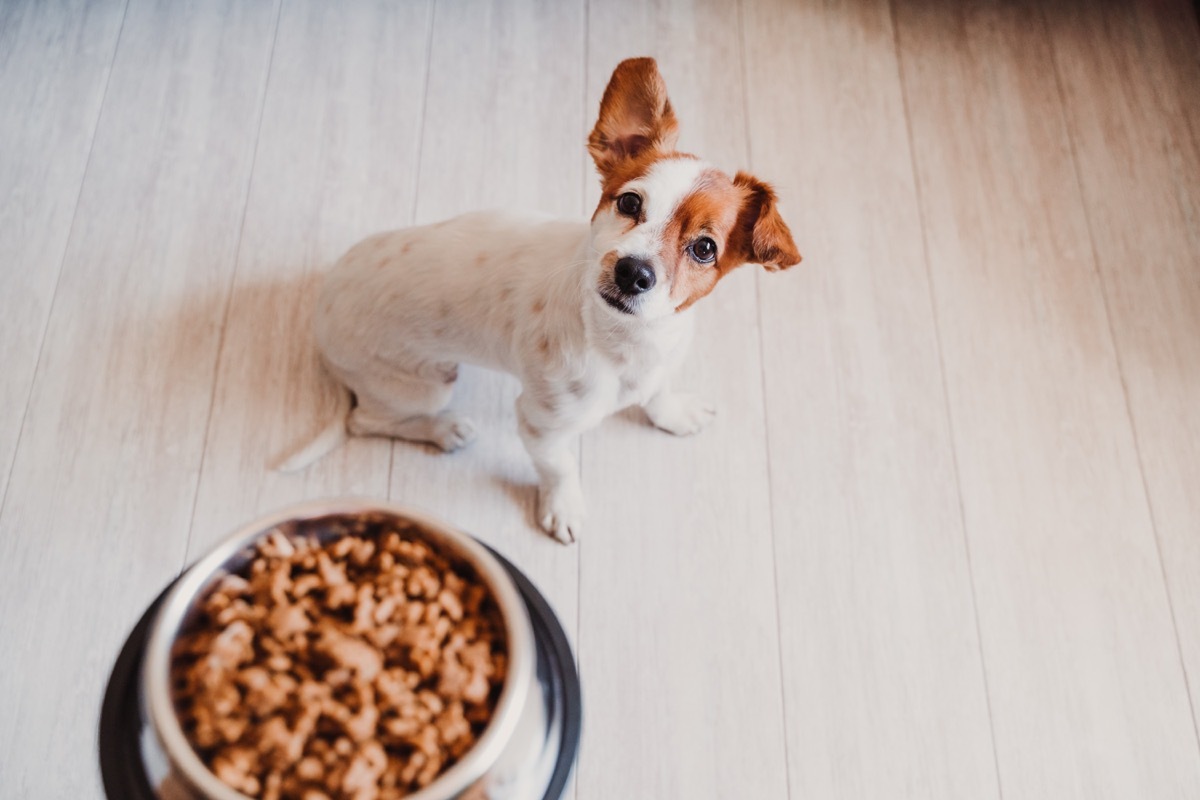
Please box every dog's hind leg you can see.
[345,361,477,452]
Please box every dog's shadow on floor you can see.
[155,270,344,470]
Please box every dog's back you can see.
[316,211,588,378]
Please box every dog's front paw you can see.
[538,483,585,545]
[430,413,478,452]
[644,392,716,436]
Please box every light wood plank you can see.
[0,0,279,793]
[1046,0,1200,735]
[741,1,1001,796]
[188,0,433,557]
[0,0,126,506]
[894,1,1200,796]
[578,5,789,798]
[386,0,585,718]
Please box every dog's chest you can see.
[584,321,690,411]
[610,354,666,406]
[575,350,670,422]
[536,352,665,433]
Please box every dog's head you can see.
[587,57,801,320]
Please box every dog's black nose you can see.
[614,257,656,295]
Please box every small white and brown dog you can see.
[280,57,801,544]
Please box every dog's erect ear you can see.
[729,172,802,271]
[588,58,680,175]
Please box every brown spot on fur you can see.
[725,173,802,272]
[663,170,802,312]
[474,252,486,266]
[532,298,545,314]
[518,415,539,438]
[589,58,679,176]
[538,336,550,354]
[653,169,743,310]
[532,381,562,408]
[401,241,413,254]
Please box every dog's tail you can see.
[273,385,353,472]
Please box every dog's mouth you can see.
[599,289,635,315]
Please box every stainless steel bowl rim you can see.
[141,497,536,800]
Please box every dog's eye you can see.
[616,192,642,218]
[689,237,717,263]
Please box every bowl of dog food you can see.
[99,499,581,800]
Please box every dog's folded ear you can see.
[588,58,680,174]
[729,172,802,272]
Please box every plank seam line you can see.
[181,0,285,571]
[0,0,131,521]
[888,2,1006,796]
[738,1,793,797]
[389,0,440,499]
[1042,2,1200,761]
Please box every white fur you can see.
[280,160,719,544]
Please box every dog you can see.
[279,57,801,544]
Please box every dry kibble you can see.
[171,515,506,800]
[296,756,325,782]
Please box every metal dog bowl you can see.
[99,499,581,800]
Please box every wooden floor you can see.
[2,1,1199,797]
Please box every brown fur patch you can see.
[588,58,679,176]
[518,415,539,438]
[598,250,620,275]
[538,336,550,354]
[530,380,561,409]
[661,171,802,311]
[726,173,802,272]
[474,252,486,266]
[401,241,413,254]
[532,298,545,314]
[650,169,744,310]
